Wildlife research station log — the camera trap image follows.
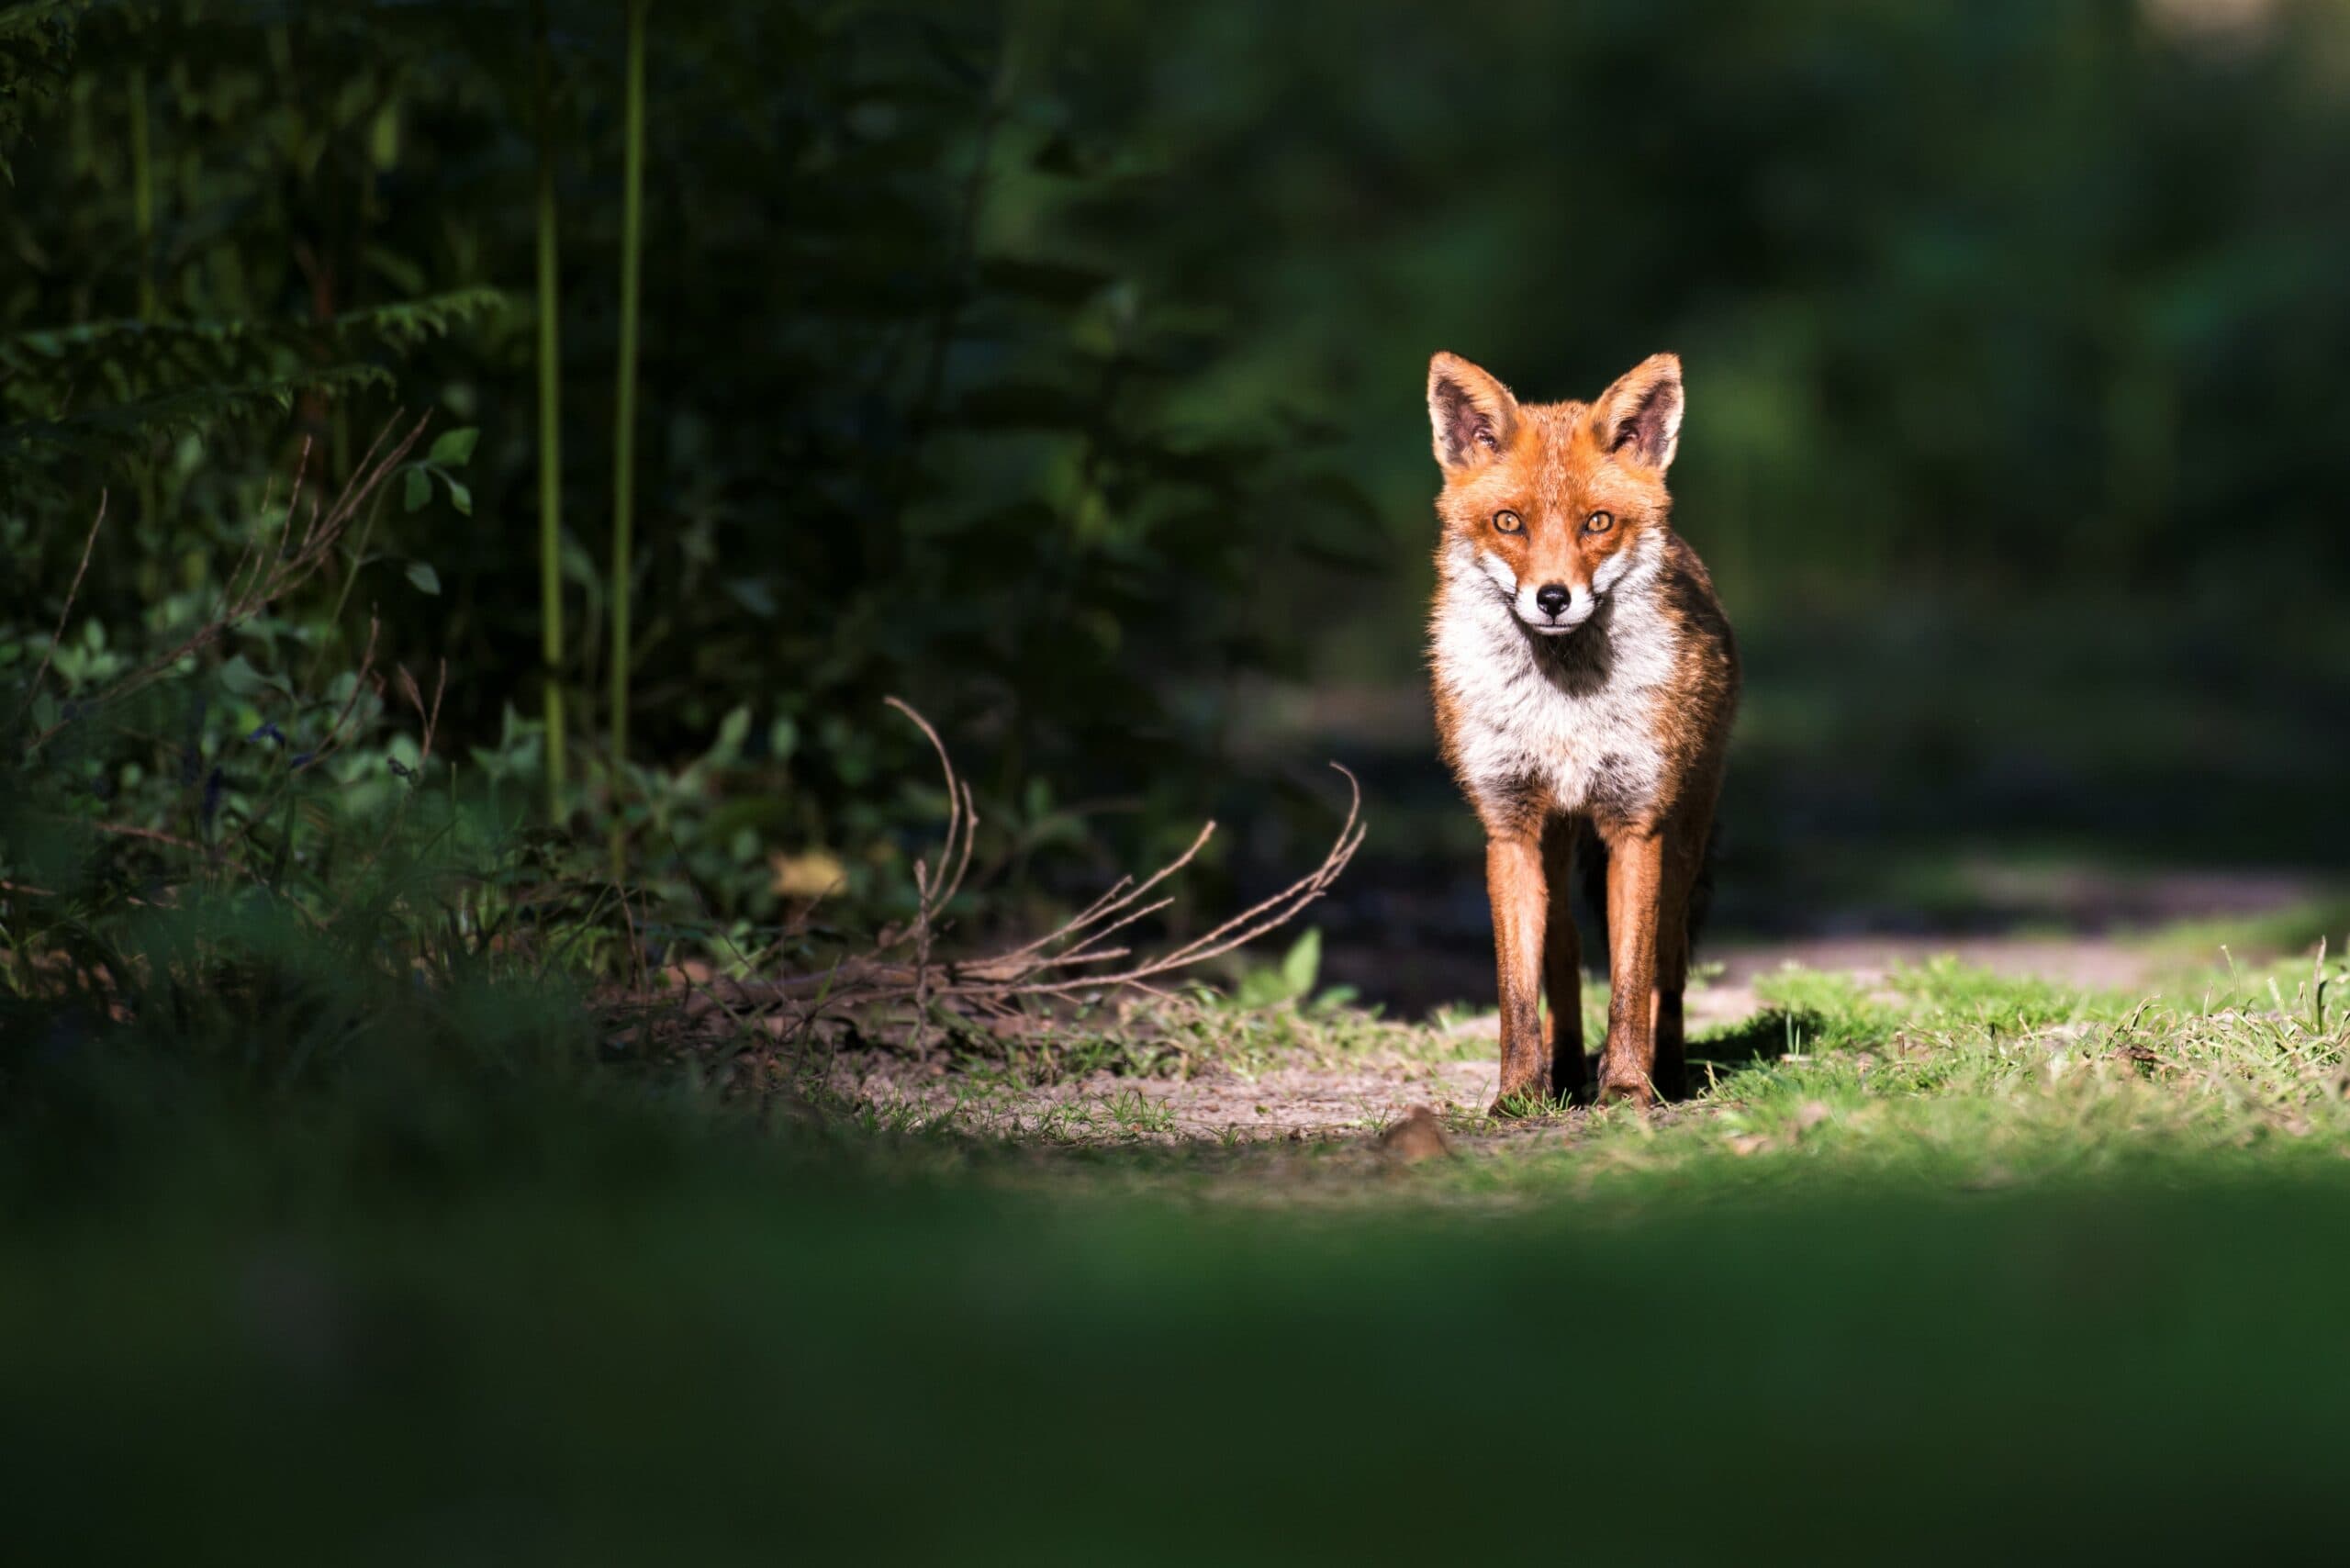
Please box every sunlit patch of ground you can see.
[810,899,2350,1203]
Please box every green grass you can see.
[845,935,2347,1208]
[8,921,2350,1562]
[14,1099,2350,1562]
[814,907,2350,1184]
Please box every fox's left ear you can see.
[1592,353,1684,472]
[1427,352,1521,475]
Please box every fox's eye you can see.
[1493,510,1524,534]
[1583,510,1614,535]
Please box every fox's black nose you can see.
[1535,584,1572,618]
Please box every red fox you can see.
[1425,351,1739,1110]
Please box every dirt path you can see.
[834,902,2325,1147]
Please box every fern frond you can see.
[0,364,393,463]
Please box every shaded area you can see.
[9,2,2350,933]
[1259,606,2350,1016]
[11,1125,2350,1562]
[1686,1005,1812,1079]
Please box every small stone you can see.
[1378,1105,1455,1164]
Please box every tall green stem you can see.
[129,63,158,535]
[128,63,154,320]
[609,0,646,877]
[532,0,567,813]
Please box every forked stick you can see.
[698,701,1365,1034]
[11,491,107,729]
[39,413,428,743]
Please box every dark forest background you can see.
[4,0,2345,1008]
[9,6,2350,1555]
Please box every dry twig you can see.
[11,491,107,730]
[693,700,1366,1041]
[31,413,428,749]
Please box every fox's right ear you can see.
[1427,353,1520,475]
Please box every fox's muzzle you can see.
[1515,577,1593,634]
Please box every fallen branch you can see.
[689,700,1366,1037]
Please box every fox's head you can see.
[1426,351,1684,636]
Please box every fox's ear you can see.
[1427,353,1520,474]
[1592,353,1684,472]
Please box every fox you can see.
[1425,350,1739,1111]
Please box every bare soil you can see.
[830,1038,1495,1144]
[828,902,2312,1148]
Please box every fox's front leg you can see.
[1542,816,1585,1100]
[1650,831,1702,1102]
[1485,832,1549,1114]
[1595,829,1663,1106]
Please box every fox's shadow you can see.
[1555,1004,1822,1106]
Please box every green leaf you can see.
[444,478,473,516]
[362,242,426,297]
[405,562,441,596]
[1279,927,1322,1001]
[712,705,753,763]
[218,654,285,698]
[1309,984,1360,1014]
[429,426,478,466]
[726,578,778,619]
[368,102,400,170]
[402,467,431,512]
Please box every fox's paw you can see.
[1594,1070,1656,1110]
[1488,1054,1551,1117]
[1487,1091,1555,1120]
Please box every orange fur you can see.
[1425,352,1739,1110]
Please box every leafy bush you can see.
[0,1,1378,928]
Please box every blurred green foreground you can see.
[8,1089,2350,1563]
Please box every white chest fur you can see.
[1431,534,1678,822]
